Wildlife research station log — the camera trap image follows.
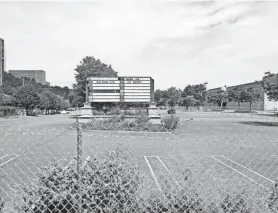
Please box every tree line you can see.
[154,72,278,111]
[154,84,207,109]
[3,53,276,114]
[0,85,69,115]
[0,71,70,115]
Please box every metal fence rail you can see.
[0,114,278,212]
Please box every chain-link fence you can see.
[1,112,278,212]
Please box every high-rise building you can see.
[9,70,47,85]
[0,38,5,86]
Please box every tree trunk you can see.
[250,102,252,112]
[26,107,29,116]
[238,102,240,109]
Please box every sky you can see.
[0,1,278,90]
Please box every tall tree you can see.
[68,91,84,108]
[192,84,207,106]
[39,91,58,114]
[74,56,118,99]
[49,86,70,100]
[228,86,245,108]
[217,90,229,108]
[182,85,196,108]
[166,87,182,109]
[206,89,228,108]
[154,89,163,104]
[182,85,195,97]
[261,72,278,101]
[0,94,16,106]
[182,84,207,106]
[15,85,40,115]
[182,96,196,109]
[154,89,169,106]
[242,87,262,111]
[206,91,220,108]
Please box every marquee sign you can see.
[87,76,154,103]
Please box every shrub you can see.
[111,107,121,115]
[15,148,142,212]
[93,110,105,115]
[0,107,17,117]
[0,198,4,212]
[123,109,134,116]
[27,109,41,116]
[268,181,278,212]
[106,111,112,115]
[83,112,177,132]
[167,108,176,114]
[162,115,180,130]
[220,193,252,213]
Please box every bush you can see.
[268,181,278,212]
[83,112,179,132]
[93,110,105,115]
[84,113,170,132]
[27,109,41,116]
[0,106,17,117]
[15,148,141,212]
[162,115,180,130]
[220,193,252,213]
[167,108,176,114]
[111,107,121,115]
[0,198,4,212]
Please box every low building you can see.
[87,76,154,107]
[204,81,278,111]
[9,70,47,85]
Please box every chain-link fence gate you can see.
[1,113,278,212]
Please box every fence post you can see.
[76,117,83,213]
